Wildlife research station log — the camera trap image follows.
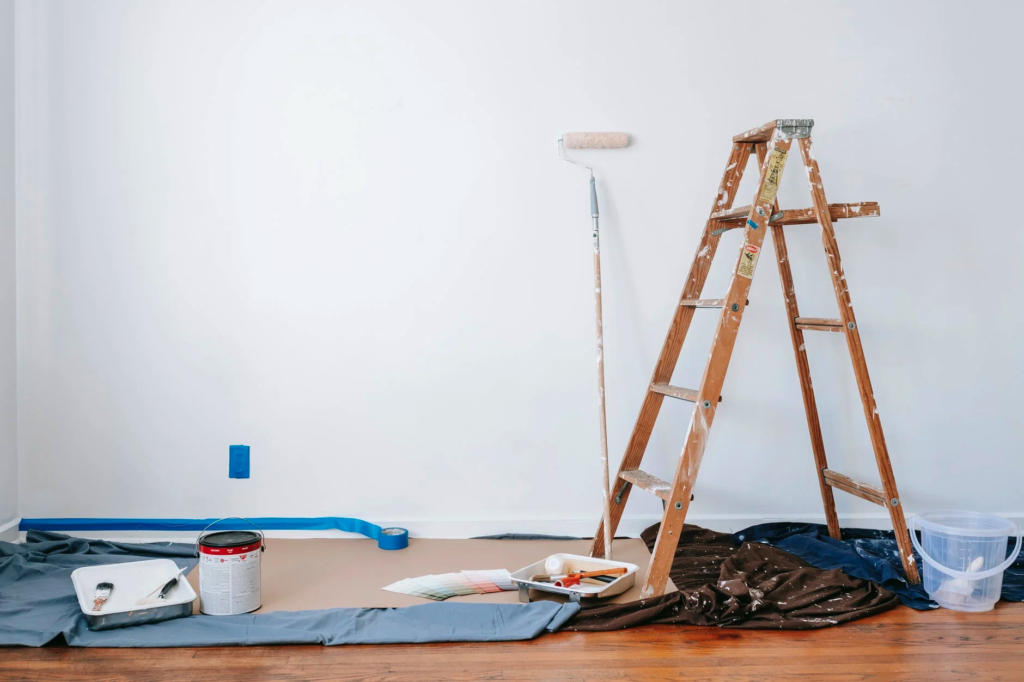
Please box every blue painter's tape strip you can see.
[18,517,410,550]
[747,219,759,229]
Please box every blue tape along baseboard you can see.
[18,517,409,550]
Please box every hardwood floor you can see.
[2,602,1022,681]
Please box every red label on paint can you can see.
[198,540,262,556]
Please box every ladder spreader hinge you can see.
[775,119,814,139]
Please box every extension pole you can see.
[590,175,612,561]
[558,133,628,562]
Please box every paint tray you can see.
[510,553,638,603]
[71,559,196,631]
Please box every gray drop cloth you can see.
[0,532,578,647]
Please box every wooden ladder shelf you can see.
[592,119,920,597]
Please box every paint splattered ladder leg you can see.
[756,142,842,541]
[643,133,794,598]
[796,136,920,584]
[590,142,753,561]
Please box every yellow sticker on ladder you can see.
[759,147,788,205]
[737,244,760,279]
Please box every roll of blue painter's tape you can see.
[377,527,409,550]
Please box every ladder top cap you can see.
[734,119,814,143]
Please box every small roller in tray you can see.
[510,553,638,603]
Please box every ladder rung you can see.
[620,469,672,501]
[679,299,725,308]
[822,469,887,506]
[650,384,722,403]
[794,317,844,332]
[710,205,755,222]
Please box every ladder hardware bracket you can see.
[776,119,814,139]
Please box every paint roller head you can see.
[562,132,629,149]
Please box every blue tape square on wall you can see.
[229,445,250,479]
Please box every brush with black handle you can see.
[137,566,187,605]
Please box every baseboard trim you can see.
[17,512,1023,543]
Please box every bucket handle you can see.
[195,517,266,558]
[910,515,1022,581]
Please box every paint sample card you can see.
[383,570,515,601]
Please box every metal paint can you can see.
[197,519,264,615]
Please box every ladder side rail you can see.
[755,142,842,540]
[590,142,754,559]
[796,137,920,584]
[641,134,794,597]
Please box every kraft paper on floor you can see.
[185,537,673,612]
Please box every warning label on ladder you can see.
[759,147,788,205]
[737,244,760,279]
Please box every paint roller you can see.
[557,132,630,560]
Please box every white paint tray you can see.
[511,553,638,603]
[71,559,196,631]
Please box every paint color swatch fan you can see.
[383,569,515,601]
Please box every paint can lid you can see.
[199,530,261,548]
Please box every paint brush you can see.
[531,567,628,586]
[93,582,114,611]
[137,566,187,605]
[553,567,628,588]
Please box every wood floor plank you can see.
[1,603,1022,681]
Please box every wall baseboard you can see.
[0,517,20,542]
[20,512,1022,543]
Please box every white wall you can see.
[14,0,1024,537]
[0,0,15,541]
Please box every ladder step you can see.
[650,384,722,403]
[680,299,748,308]
[794,317,844,332]
[620,469,672,501]
[822,469,887,506]
[679,299,725,308]
[770,202,880,225]
[710,202,879,235]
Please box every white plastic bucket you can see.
[911,511,1021,612]
[196,518,265,616]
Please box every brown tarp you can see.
[566,524,900,630]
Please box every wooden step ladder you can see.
[592,119,920,598]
